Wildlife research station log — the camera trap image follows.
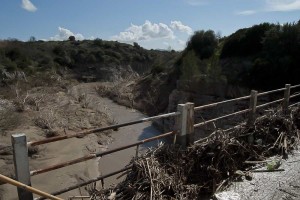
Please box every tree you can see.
[29,36,36,42]
[186,30,218,59]
[68,36,75,41]
[133,42,140,48]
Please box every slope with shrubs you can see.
[129,20,300,117]
[0,39,178,83]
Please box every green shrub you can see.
[6,48,21,61]
[180,50,200,80]
[53,45,65,56]
[187,30,218,59]
[93,38,103,46]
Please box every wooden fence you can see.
[1,83,300,200]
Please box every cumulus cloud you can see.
[265,0,300,11]
[170,21,193,35]
[237,0,300,14]
[111,20,175,42]
[177,39,186,46]
[50,27,84,41]
[186,0,208,6]
[21,0,37,12]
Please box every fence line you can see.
[27,112,179,147]
[256,98,285,109]
[290,93,300,99]
[8,83,300,200]
[35,166,132,200]
[291,84,300,89]
[0,174,63,200]
[256,87,285,96]
[30,131,174,176]
[194,95,251,111]
[194,108,250,128]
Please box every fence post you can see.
[186,102,195,145]
[248,90,257,126]
[176,104,187,148]
[175,103,195,148]
[283,84,291,112]
[12,133,33,200]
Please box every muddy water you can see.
[0,93,163,199]
[96,98,165,187]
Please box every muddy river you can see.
[0,85,163,199]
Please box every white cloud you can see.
[50,27,84,41]
[111,20,175,42]
[177,39,186,46]
[170,21,193,35]
[21,0,37,12]
[265,0,300,11]
[237,0,300,14]
[236,10,257,15]
[186,0,208,6]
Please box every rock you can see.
[215,191,241,200]
[108,192,116,200]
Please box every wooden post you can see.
[186,102,195,145]
[248,90,257,126]
[175,103,195,148]
[12,134,33,200]
[176,104,187,148]
[283,84,291,112]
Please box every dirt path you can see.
[0,82,162,199]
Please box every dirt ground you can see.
[226,150,300,200]
[0,82,113,199]
[0,82,163,199]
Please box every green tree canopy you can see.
[186,30,218,59]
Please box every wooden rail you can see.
[8,83,300,200]
[194,95,251,111]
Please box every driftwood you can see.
[88,106,300,199]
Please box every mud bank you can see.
[0,83,163,199]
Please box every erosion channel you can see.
[0,82,163,199]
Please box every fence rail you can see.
[27,112,179,147]
[6,83,300,200]
[30,131,174,176]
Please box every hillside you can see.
[0,39,178,83]
[0,20,299,118]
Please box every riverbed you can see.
[0,83,163,199]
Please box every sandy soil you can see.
[0,82,163,199]
[226,151,300,200]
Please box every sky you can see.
[0,0,299,50]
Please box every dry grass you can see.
[88,106,300,200]
[0,99,21,134]
[34,108,60,137]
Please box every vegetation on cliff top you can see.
[0,20,299,91]
[173,20,300,90]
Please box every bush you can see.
[68,36,75,41]
[187,30,218,59]
[180,50,200,80]
[53,45,65,56]
[5,48,21,61]
[93,38,103,46]
[221,23,273,58]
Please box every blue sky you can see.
[0,0,299,50]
